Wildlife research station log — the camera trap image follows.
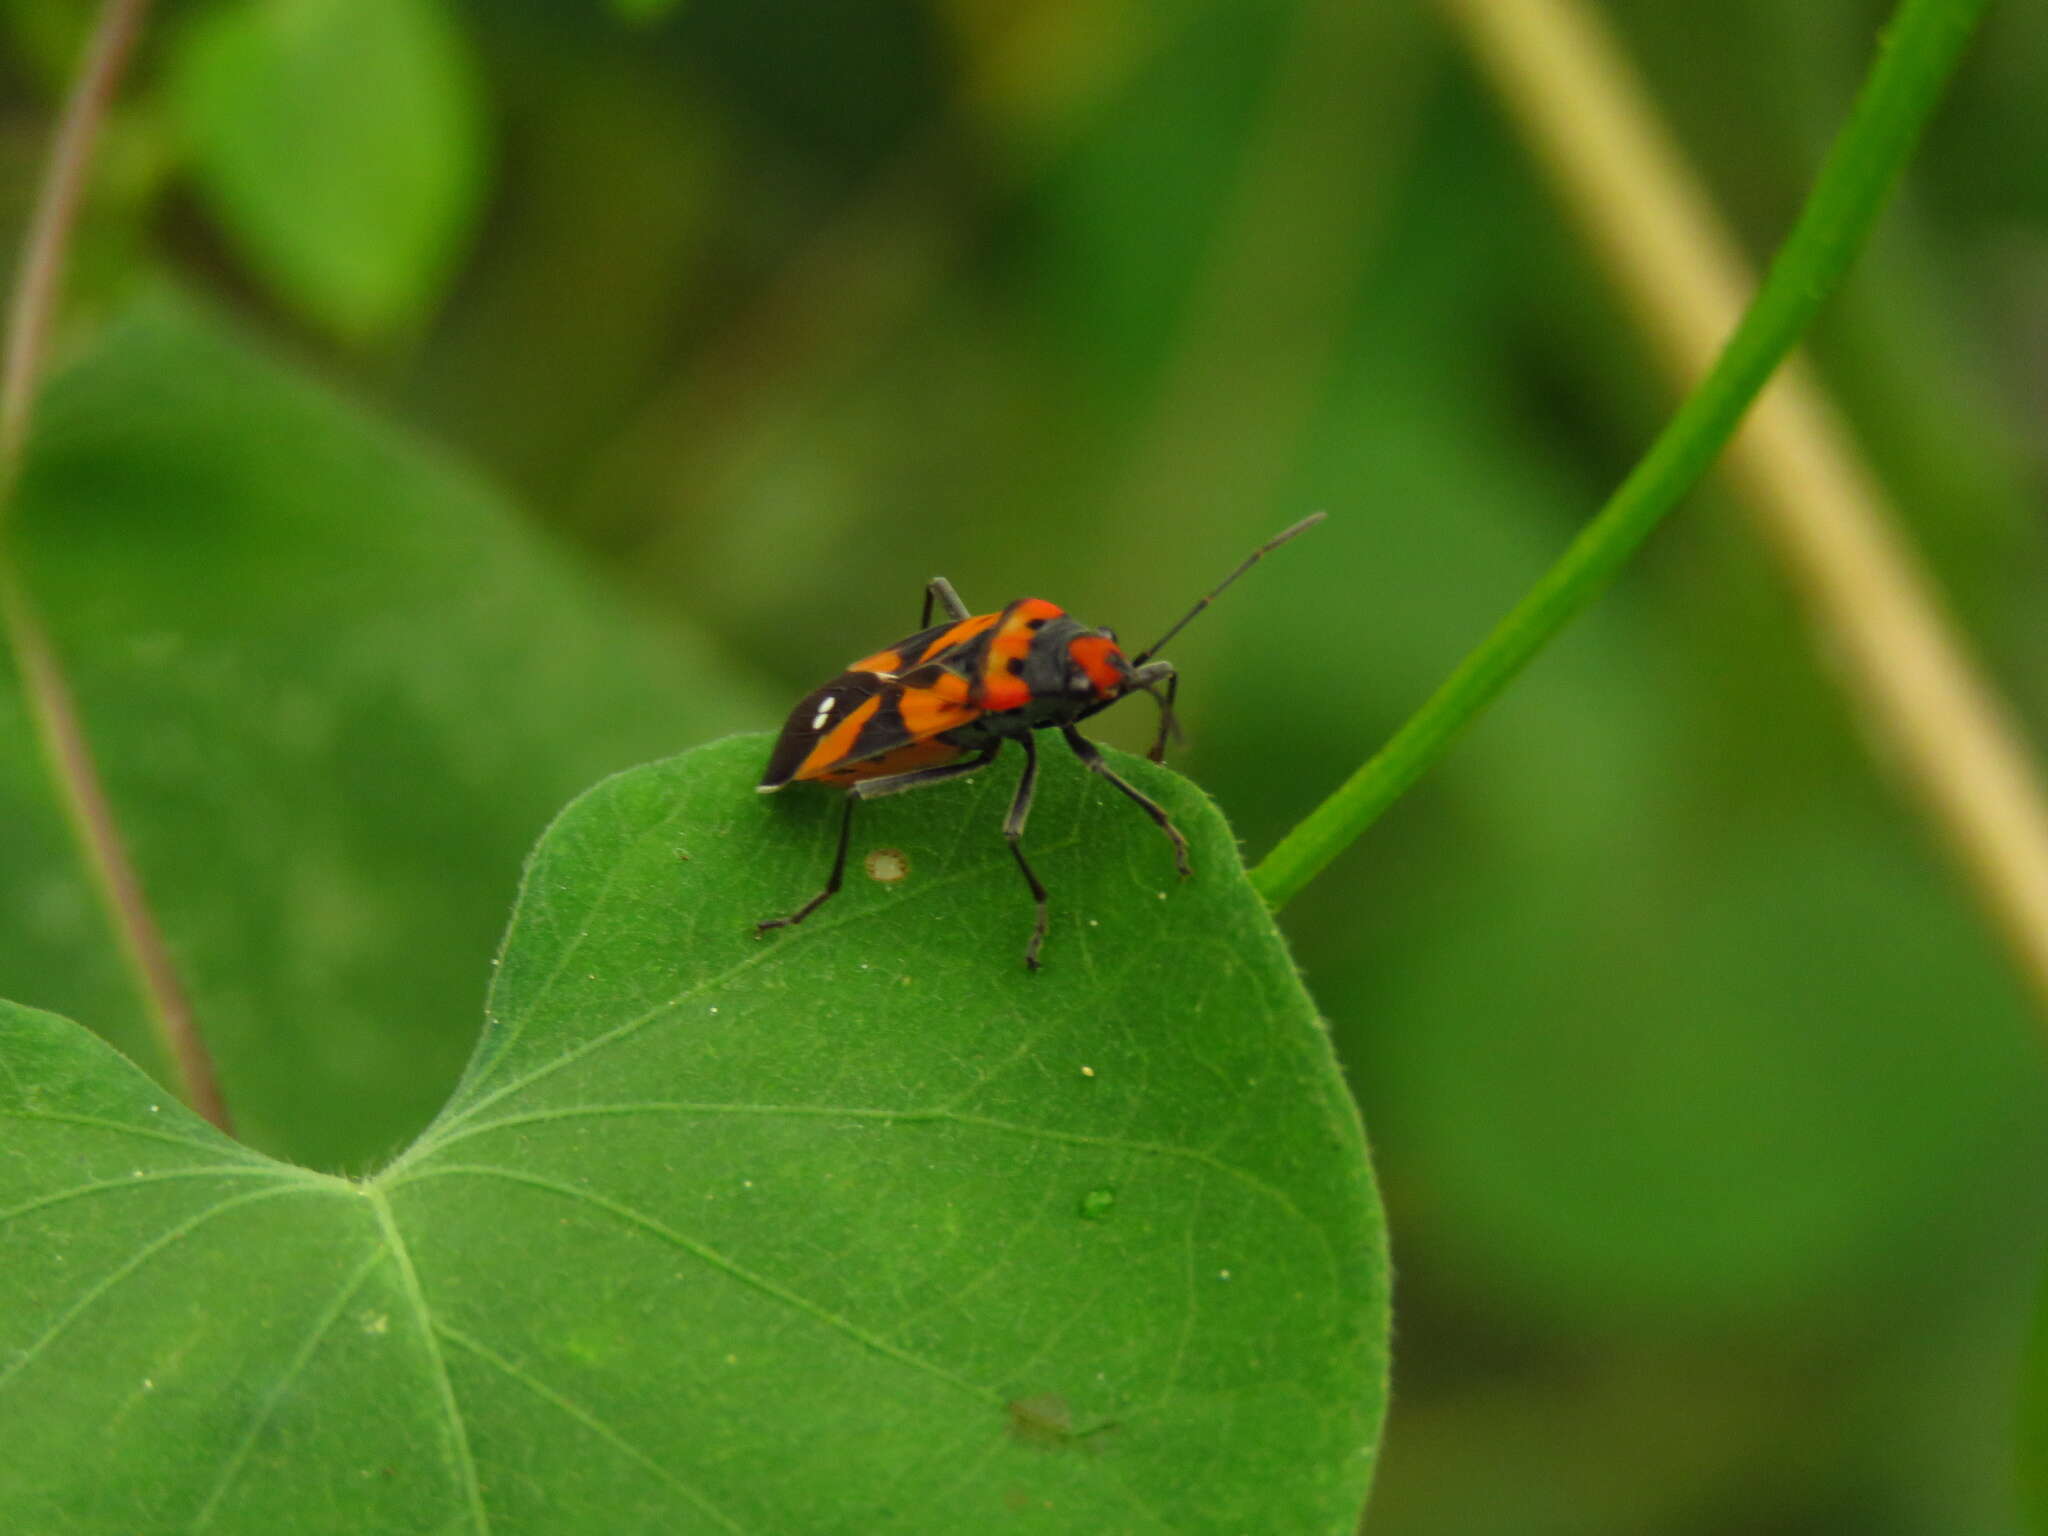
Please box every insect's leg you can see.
[853,744,998,801]
[757,792,857,934]
[922,577,971,627]
[1150,670,1179,764]
[1061,725,1190,878]
[1123,659,1181,763]
[757,747,1000,940]
[1004,732,1050,969]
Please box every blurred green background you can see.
[3,0,2047,1531]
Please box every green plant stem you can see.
[0,0,229,1131]
[1249,0,1991,911]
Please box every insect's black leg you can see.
[757,791,857,934]
[1062,725,1191,878]
[1146,669,1180,764]
[1004,732,1050,970]
[757,746,999,938]
[922,576,971,627]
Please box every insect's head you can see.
[1060,627,1131,702]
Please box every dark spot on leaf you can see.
[1006,1394,1122,1454]
[1006,1394,1071,1448]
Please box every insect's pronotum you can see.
[756,515,1325,968]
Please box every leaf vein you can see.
[392,1163,1000,1406]
[433,1320,751,1535]
[0,1109,269,1160]
[389,1101,1339,1283]
[0,1164,318,1233]
[410,830,1088,1162]
[188,1241,390,1532]
[364,1184,490,1534]
[481,796,697,1086]
[0,1182,321,1395]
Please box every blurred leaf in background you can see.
[610,0,685,25]
[167,0,488,345]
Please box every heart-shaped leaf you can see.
[2,734,1387,1532]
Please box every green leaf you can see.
[167,0,488,343]
[0,735,1388,1533]
[0,288,771,1169]
[1369,813,2046,1322]
[2026,1266,2048,1536]
[0,0,93,85]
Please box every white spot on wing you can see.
[810,694,837,731]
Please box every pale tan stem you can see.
[1438,0,2048,1024]
[0,0,232,1129]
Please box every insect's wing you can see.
[847,610,999,676]
[762,670,885,789]
[758,663,982,790]
[760,609,1013,790]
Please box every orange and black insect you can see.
[757,514,1324,968]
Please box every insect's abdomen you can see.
[816,736,969,783]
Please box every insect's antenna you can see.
[1131,512,1327,665]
